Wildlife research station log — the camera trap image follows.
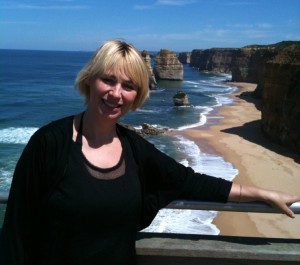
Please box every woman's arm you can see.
[228,183,300,218]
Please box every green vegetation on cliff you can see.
[243,41,300,51]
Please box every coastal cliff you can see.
[261,49,300,153]
[190,48,237,73]
[231,42,300,97]
[154,49,183,80]
[178,52,191,64]
[146,41,300,153]
[182,41,300,153]
[231,48,276,84]
[141,50,157,89]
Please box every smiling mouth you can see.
[102,99,121,109]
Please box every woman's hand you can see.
[262,190,300,218]
[229,183,300,218]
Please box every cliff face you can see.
[154,49,183,80]
[231,48,277,83]
[141,50,157,89]
[261,49,300,153]
[178,52,191,64]
[190,48,238,73]
[180,41,300,153]
[231,42,300,97]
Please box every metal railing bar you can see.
[168,200,300,214]
[1,190,300,214]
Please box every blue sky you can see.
[1,0,299,52]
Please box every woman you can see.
[0,39,299,265]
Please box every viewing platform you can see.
[1,191,299,264]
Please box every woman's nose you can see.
[109,83,122,97]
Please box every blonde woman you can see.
[1,40,299,265]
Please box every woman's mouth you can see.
[102,99,121,109]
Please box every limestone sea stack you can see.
[140,50,157,89]
[173,91,190,106]
[154,49,183,80]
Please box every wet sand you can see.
[172,82,300,238]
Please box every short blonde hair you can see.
[75,39,149,110]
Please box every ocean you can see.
[0,49,238,235]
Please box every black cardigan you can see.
[0,115,232,264]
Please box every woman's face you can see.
[87,70,138,121]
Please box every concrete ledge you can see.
[136,233,300,265]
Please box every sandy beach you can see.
[172,82,300,239]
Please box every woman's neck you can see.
[81,110,118,148]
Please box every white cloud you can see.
[222,1,256,7]
[134,0,196,10]
[133,5,154,10]
[257,23,272,29]
[157,0,197,6]
[0,20,37,25]
[1,2,88,10]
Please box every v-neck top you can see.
[43,115,142,265]
[75,113,126,180]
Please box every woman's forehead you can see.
[103,68,133,82]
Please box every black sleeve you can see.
[140,137,232,202]
[0,117,72,265]
[0,129,47,265]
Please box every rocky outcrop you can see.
[173,91,190,106]
[190,48,238,73]
[140,123,168,135]
[178,52,191,64]
[119,123,168,136]
[141,50,157,89]
[154,49,183,80]
[261,50,300,153]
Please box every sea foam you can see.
[143,135,238,235]
[0,127,37,144]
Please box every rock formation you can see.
[173,91,190,106]
[174,41,300,153]
[119,123,168,136]
[231,48,276,83]
[141,50,157,89]
[231,42,300,98]
[178,52,191,64]
[190,48,237,73]
[140,123,168,136]
[261,48,300,153]
[154,49,183,80]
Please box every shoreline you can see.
[170,82,300,238]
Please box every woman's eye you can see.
[102,78,114,85]
[101,77,115,85]
[123,83,136,91]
